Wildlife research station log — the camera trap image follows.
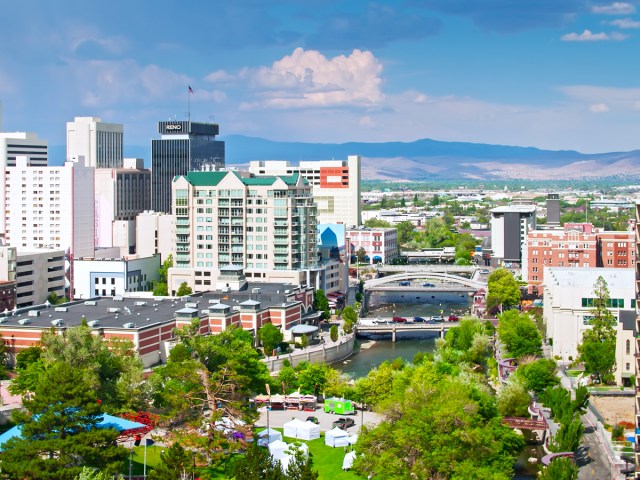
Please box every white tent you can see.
[257,428,282,447]
[325,426,349,447]
[268,440,289,461]
[347,434,358,445]
[343,451,357,470]
[297,421,320,441]
[283,418,307,438]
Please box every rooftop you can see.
[544,267,635,290]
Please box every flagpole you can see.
[187,87,191,120]
[143,433,147,479]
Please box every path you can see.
[576,415,616,480]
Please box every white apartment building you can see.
[167,171,321,294]
[73,254,160,299]
[0,157,95,292]
[136,211,175,262]
[490,204,537,265]
[66,116,123,168]
[248,155,361,226]
[542,267,635,384]
[0,132,47,167]
[95,158,151,253]
[0,246,66,308]
[346,227,398,264]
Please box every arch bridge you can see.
[365,272,486,291]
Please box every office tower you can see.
[168,170,319,293]
[0,132,48,167]
[249,155,361,226]
[66,116,124,168]
[489,204,537,265]
[546,193,561,227]
[151,120,225,213]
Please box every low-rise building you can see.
[346,226,398,264]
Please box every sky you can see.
[2,0,640,153]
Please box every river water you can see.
[333,292,540,479]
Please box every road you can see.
[577,415,616,480]
[255,406,383,434]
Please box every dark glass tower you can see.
[151,120,225,213]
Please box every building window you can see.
[626,339,631,355]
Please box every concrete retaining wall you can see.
[263,334,355,373]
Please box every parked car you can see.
[422,282,435,287]
[431,315,445,322]
[399,281,411,286]
[333,417,356,430]
[479,269,490,275]
[306,416,319,424]
[413,316,427,323]
[447,315,459,322]
[392,316,407,323]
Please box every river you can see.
[333,292,541,479]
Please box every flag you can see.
[266,383,271,396]
[188,85,194,94]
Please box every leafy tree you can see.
[487,268,521,311]
[400,196,406,207]
[176,282,192,297]
[297,363,329,395]
[430,194,440,206]
[497,310,542,359]
[551,418,585,453]
[354,361,399,407]
[277,365,298,393]
[329,325,338,342]
[153,254,173,295]
[259,322,284,356]
[516,358,559,394]
[300,333,309,348]
[312,290,330,321]
[395,221,415,246]
[286,443,319,480]
[497,379,530,417]
[148,442,193,480]
[1,363,126,479]
[74,467,112,480]
[46,292,68,305]
[15,345,42,370]
[232,441,285,480]
[342,306,357,334]
[153,282,169,296]
[364,219,392,228]
[578,276,617,383]
[538,457,578,480]
[356,247,367,264]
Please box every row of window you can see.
[581,297,628,308]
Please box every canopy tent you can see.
[325,426,349,447]
[296,421,320,441]
[347,434,358,445]
[343,451,357,471]
[268,440,289,461]
[280,443,309,472]
[257,428,282,447]
[283,418,307,438]
[0,413,147,451]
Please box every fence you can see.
[263,334,355,373]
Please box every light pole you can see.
[128,445,133,479]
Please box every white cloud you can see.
[592,2,636,14]
[218,48,384,109]
[609,17,640,28]
[561,29,612,41]
[589,103,610,112]
[205,70,236,83]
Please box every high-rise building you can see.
[249,156,361,226]
[66,116,123,168]
[546,193,561,227]
[0,132,48,167]
[135,211,175,262]
[167,170,319,293]
[151,120,225,214]
[489,204,537,265]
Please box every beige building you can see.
[167,171,321,294]
[66,116,123,169]
[135,211,176,263]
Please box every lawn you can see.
[121,445,164,476]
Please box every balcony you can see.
[274,256,289,264]
[274,229,288,236]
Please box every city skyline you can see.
[2,1,640,153]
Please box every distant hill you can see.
[49,135,640,181]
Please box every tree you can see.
[497,379,531,417]
[516,358,559,394]
[153,254,173,296]
[395,221,415,246]
[400,196,406,207]
[46,292,68,305]
[232,442,284,480]
[300,333,309,348]
[364,219,392,228]
[486,268,521,311]
[148,442,193,480]
[497,310,542,359]
[342,306,357,334]
[74,467,112,480]
[551,418,585,453]
[286,443,319,480]
[312,290,330,321]
[1,363,126,479]
[329,325,338,342]
[176,282,192,297]
[430,194,440,206]
[258,322,284,356]
[356,247,367,264]
[578,276,617,383]
[538,458,578,480]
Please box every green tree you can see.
[538,457,578,480]
[486,268,521,311]
[176,282,192,297]
[286,443,319,480]
[312,290,330,321]
[342,306,357,334]
[148,442,193,480]
[497,379,531,417]
[74,467,112,480]
[356,247,367,264]
[153,254,173,295]
[395,221,415,246]
[1,363,126,479]
[258,322,284,356]
[516,358,559,394]
[497,310,542,359]
[232,442,285,480]
[400,196,406,207]
[430,194,440,206]
[354,361,399,407]
[46,292,68,305]
[329,325,338,342]
[578,276,617,383]
[551,418,585,453]
[300,333,309,348]
[364,219,392,228]
[15,345,42,371]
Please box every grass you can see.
[121,445,164,476]
[565,369,583,378]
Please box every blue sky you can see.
[2,0,640,153]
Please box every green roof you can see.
[175,171,307,187]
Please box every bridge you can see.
[356,319,459,341]
[399,250,456,262]
[375,265,477,275]
[365,272,486,291]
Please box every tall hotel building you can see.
[66,116,123,168]
[151,121,225,214]
[167,171,320,294]
[249,156,361,226]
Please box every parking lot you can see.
[255,406,383,434]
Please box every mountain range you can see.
[49,135,640,181]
